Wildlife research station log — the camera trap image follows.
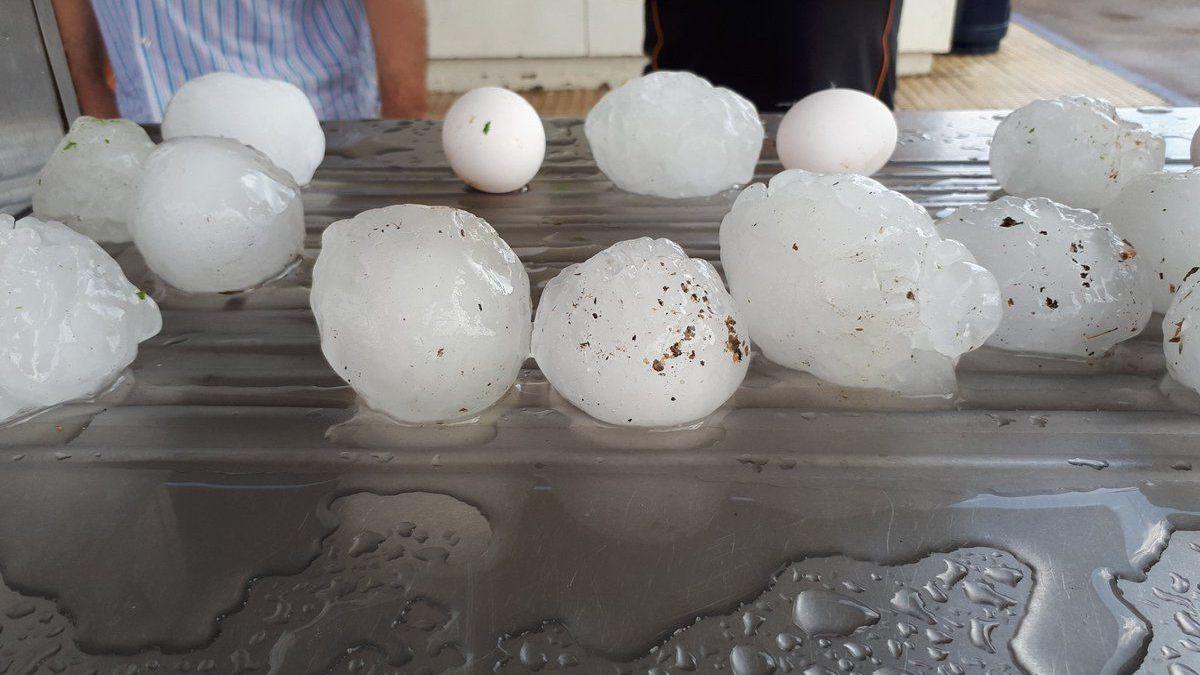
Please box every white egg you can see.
[311,204,531,423]
[775,88,898,175]
[532,237,748,427]
[129,137,305,293]
[441,87,546,193]
[161,72,325,186]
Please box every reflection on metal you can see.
[0,0,67,214]
[33,0,80,122]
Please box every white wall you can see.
[425,0,954,90]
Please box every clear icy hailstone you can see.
[129,136,305,293]
[161,72,325,186]
[719,170,1002,395]
[311,205,531,423]
[1103,169,1200,313]
[936,197,1149,357]
[33,116,154,243]
[532,237,748,427]
[0,214,161,424]
[990,95,1164,211]
[1164,270,1200,394]
[584,71,764,199]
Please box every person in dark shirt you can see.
[644,0,902,111]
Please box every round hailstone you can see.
[33,116,154,243]
[311,205,531,423]
[1103,169,1200,313]
[719,170,1002,395]
[584,71,764,199]
[990,95,1164,211]
[129,136,305,293]
[161,72,325,185]
[0,214,161,424]
[532,237,748,427]
[936,197,1149,357]
[1192,124,1199,167]
[1164,270,1200,394]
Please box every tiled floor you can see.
[428,23,1166,117]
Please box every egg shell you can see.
[532,237,748,427]
[775,88,898,175]
[161,72,325,186]
[441,87,546,193]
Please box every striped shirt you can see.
[91,0,380,123]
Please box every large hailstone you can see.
[1164,270,1200,395]
[0,214,161,424]
[990,95,1164,211]
[1103,169,1200,313]
[719,170,1002,395]
[311,205,531,423]
[129,136,305,293]
[33,116,154,243]
[584,71,764,199]
[936,197,1149,357]
[532,238,748,427]
[161,72,325,185]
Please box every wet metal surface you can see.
[2,110,1200,675]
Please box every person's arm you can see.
[364,0,429,119]
[51,0,119,118]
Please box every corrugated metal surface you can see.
[1,110,1199,675]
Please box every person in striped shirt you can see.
[51,0,428,122]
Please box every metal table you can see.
[2,109,1199,675]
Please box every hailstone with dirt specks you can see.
[311,205,531,423]
[937,197,1149,357]
[0,214,161,424]
[33,116,154,243]
[533,237,748,426]
[1164,270,1200,395]
[720,170,1002,395]
[990,96,1164,210]
[1103,169,1200,313]
[585,71,764,199]
[129,136,305,293]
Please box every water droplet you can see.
[1175,611,1200,637]
[890,589,937,624]
[922,581,948,603]
[844,641,872,660]
[346,530,385,557]
[729,645,776,675]
[935,560,968,589]
[1067,457,1108,470]
[924,628,952,645]
[962,580,1017,609]
[1170,572,1192,594]
[792,589,881,637]
[969,618,998,653]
